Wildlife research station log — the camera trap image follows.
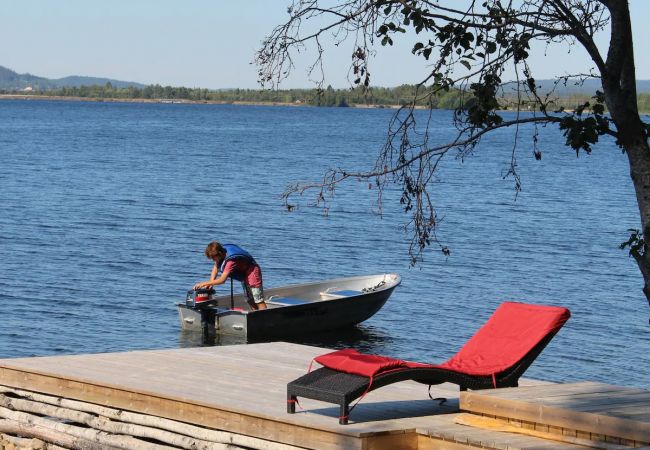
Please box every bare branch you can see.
[262,0,620,264]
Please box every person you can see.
[193,241,267,311]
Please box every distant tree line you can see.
[513,93,650,115]
[0,82,466,108]
[2,82,649,113]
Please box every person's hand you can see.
[194,282,207,290]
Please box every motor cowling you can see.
[186,288,215,308]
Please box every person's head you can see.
[205,241,226,264]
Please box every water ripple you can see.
[0,101,647,389]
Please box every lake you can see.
[0,99,648,389]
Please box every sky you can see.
[1,0,649,89]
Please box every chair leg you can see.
[339,402,350,425]
[287,394,297,414]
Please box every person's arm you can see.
[194,264,231,289]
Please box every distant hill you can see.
[2,64,650,99]
[0,65,145,90]
[503,77,650,95]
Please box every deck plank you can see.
[0,343,465,448]
[1,343,646,449]
[417,415,586,450]
[460,382,650,444]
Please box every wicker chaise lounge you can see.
[287,301,571,424]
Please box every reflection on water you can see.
[178,329,247,348]
[282,325,392,354]
[178,325,392,353]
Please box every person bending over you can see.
[194,241,267,311]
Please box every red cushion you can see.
[314,302,570,378]
[314,349,415,377]
[436,302,570,375]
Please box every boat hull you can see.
[247,285,393,339]
[177,273,400,340]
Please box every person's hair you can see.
[205,241,225,261]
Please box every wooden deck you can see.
[461,382,650,446]
[0,342,647,449]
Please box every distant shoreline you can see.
[4,94,641,114]
[0,94,407,109]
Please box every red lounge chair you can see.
[287,302,570,424]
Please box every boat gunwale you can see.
[228,272,399,298]
[177,273,401,312]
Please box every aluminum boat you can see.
[177,273,400,339]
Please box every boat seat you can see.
[266,297,311,306]
[320,289,362,299]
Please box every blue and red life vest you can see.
[219,244,257,282]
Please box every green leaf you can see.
[412,42,424,54]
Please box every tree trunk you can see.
[621,137,650,309]
[0,419,117,450]
[602,0,650,311]
[0,395,239,450]
[0,406,180,450]
[0,387,301,450]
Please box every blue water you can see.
[0,100,648,389]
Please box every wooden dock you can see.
[0,342,648,449]
[460,382,650,447]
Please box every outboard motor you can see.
[186,288,217,337]
[186,288,216,308]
